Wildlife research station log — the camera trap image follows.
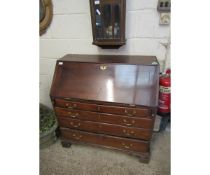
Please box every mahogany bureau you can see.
[50,54,159,163]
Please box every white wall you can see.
[40,0,171,107]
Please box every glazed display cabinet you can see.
[89,0,126,48]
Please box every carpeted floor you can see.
[40,131,170,175]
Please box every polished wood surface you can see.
[55,99,98,111]
[98,105,150,117]
[50,54,159,162]
[51,55,159,107]
[60,128,149,153]
[57,117,152,140]
[55,99,152,118]
[55,107,153,129]
[60,54,158,65]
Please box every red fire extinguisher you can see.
[158,69,171,117]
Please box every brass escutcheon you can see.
[100,65,107,70]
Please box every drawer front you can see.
[55,99,98,111]
[58,117,98,132]
[98,105,151,118]
[60,128,149,153]
[58,117,152,140]
[55,107,153,129]
[99,113,153,129]
[55,107,98,120]
[54,99,152,118]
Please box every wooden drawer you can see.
[99,113,153,129]
[55,99,98,111]
[55,99,152,118]
[98,105,151,118]
[58,117,152,140]
[55,107,98,120]
[55,107,153,129]
[60,128,149,153]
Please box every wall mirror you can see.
[40,0,53,35]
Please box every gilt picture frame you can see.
[40,0,53,35]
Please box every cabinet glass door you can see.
[94,1,121,40]
[113,4,120,39]
[103,4,112,39]
[95,1,103,39]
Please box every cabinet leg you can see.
[61,141,72,148]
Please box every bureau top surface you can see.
[59,54,158,65]
[51,55,159,107]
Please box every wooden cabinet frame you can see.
[89,0,126,48]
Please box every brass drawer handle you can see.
[70,122,81,128]
[125,110,133,117]
[124,109,136,116]
[68,112,79,118]
[122,143,133,149]
[100,65,107,70]
[123,129,135,136]
[66,103,77,109]
[123,119,135,126]
[72,134,82,140]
